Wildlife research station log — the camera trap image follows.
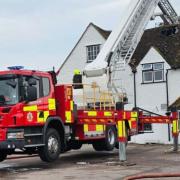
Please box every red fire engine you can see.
[0,66,178,162]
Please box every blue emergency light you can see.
[7,66,24,70]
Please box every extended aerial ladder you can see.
[84,0,179,95]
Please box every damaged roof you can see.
[130,24,180,68]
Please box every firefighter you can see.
[73,69,83,89]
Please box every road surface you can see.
[0,144,180,180]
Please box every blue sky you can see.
[0,0,179,71]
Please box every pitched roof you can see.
[58,23,180,73]
[92,23,111,39]
[89,24,180,69]
[169,97,180,109]
[130,24,180,68]
[58,23,111,72]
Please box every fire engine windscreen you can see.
[0,75,18,105]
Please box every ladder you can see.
[158,0,179,24]
[109,0,179,94]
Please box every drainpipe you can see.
[132,68,137,108]
[166,69,171,142]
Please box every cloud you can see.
[0,0,179,71]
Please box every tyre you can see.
[92,141,104,151]
[39,128,61,162]
[71,141,82,150]
[0,151,7,162]
[104,126,116,151]
[92,126,116,151]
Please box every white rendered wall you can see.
[57,24,106,84]
[131,47,171,144]
[114,47,173,144]
[168,69,180,105]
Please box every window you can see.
[0,76,19,105]
[42,77,50,96]
[22,76,51,99]
[22,76,40,98]
[86,44,100,63]
[142,63,164,83]
[144,124,152,131]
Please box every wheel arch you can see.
[43,116,66,150]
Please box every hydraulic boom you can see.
[84,0,179,92]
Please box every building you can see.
[58,22,180,144]
[57,23,110,84]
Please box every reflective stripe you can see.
[96,125,104,132]
[129,120,132,129]
[84,124,88,132]
[65,111,71,123]
[44,111,49,122]
[48,99,56,110]
[131,112,138,118]
[88,111,97,116]
[173,120,178,133]
[118,121,126,138]
[37,112,44,123]
[123,112,126,119]
[70,101,74,111]
[104,112,112,117]
[37,111,49,123]
[129,118,137,129]
[23,105,37,112]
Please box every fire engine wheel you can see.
[104,125,116,151]
[92,141,105,151]
[70,141,83,150]
[39,128,61,162]
[0,151,7,162]
[92,126,116,151]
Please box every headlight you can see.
[7,132,24,139]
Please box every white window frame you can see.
[143,71,153,83]
[153,63,163,70]
[142,62,164,83]
[142,64,153,70]
[154,70,164,82]
[86,44,101,63]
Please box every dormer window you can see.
[142,63,164,83]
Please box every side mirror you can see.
[26,86,37,102]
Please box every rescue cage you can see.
[71,82,127,110]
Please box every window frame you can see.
[42,77,50,97]
[86,44,101,63]
[142,62,165,84]
[143,123,153,132]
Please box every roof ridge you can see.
[90,22,111,39]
